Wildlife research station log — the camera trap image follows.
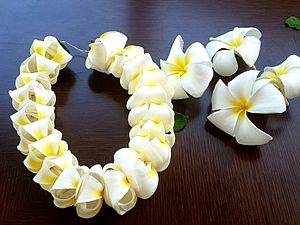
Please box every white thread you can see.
[60,40,89,54]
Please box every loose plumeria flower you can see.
[86,31,127,73]
[206,27,262,76]
[257,55,300,99]
[207,70,286,145]
[30,36,72,70]
[160,35,213,99]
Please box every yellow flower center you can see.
[172,55,190,77]
[228,37,244,50]
[231,97,252,116]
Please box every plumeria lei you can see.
[8,28,300,218]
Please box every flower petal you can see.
[228,70,259,100]
[185,42,212,64]
[234,113,272,145]
[181,62,213,98]
[279,71,300,99]
[207,108,239,136]
[206,40,229,59]
[167,74,188,99]
[249,83,286,114]
[166,35,185,62]
[212,50,238,76]
[211,80,235,111]
[234,36,261,66]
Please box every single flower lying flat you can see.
[207,70,286,145]
[160,35,213,99]
[206,27,261,76]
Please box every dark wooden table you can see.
[0,0,299,224]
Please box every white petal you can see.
[234,36,261,66]
[234,113,272,145]
[181,62,213,98]
[211,80,235,111]
[185,42,212,64]
[76,175,103,204]
[51,165,80,191]
[167,74,188,99]
[19,118,53,141]
[234,27,262,39]
[249,83,286,113]
[207,108,239,136]
[279,72,300,99]
[76,199,103,219]
[29,131,62,156]
[228,70,259,100]
[166,35,185,62]
[205,40,229,59]
[212,50,238,76]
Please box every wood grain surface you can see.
[0,0,299,224]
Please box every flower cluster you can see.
[205,28,300,145]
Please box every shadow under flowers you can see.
[88,70,129,108]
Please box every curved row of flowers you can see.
[9,32,176,218]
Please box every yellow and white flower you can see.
[9,81,56,110]
[103,148,158,215]
[206,27,262,76]
[129,120,175,147]
[207,70,286,145]
[16,72,51,90]
[160,35,213,99]
[257,55,300,99]
[10,100,55,130]
[103,163,137,215]
[33,150,78,191]
[17,118,55,154]
[120,53,159,93]
[23,130,68,173]
[86,31,127,73]
[108,45,144,78]
[128,102,174,133]
[30,36,72,70]
[75,164,104,218]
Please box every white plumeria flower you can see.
[206,27,262,76]
[75,164,104,218]
[23,130,68,173]
[50,165,82,208]
[17,118,55,154]
[160,35,213,99]
[129,135,171,172]
[21,53,61,84]
[30,36,72,70]
[257,55,300,99]
[128,102,174,132]
[103,163,137,215]
[113,148,159,199]
[10,100,55,130]
[86,31,127,73]
[207,70,286,145]
[120,53,159,94]
[9,80,56,110]
[108,45,144,78]
[33,150,78,191]
[129,120,175,147]
[16,72,51,90]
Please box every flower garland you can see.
[8,28,300,219]
[9,32,175,218]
